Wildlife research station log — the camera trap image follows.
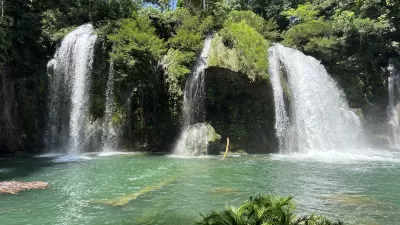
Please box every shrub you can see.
[108,14,166,84]
[197,194,343,225]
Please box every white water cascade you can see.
[387,58,400,148]
[174,36,213,156]
[268,44,363,153]
[46,24,98,154]
[101,61,120,151]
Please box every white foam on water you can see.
[35,153,64,158]
[271,148,400,164]
[97,151,137,157]
[53,154,93,163]
[167,154,216,159]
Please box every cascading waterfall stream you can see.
[268,44,363,153]
[174,36,213,156]
[46,24,98,154]
[387,58,400,148]
[101,61,120,151]
[268,47,289,150]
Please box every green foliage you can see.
[225,10,279,41]
[222,0,306,30]
[169,29,202,52]
[281,1,393,104]
[282,20,336,54]
[164,49,195,80]
[163,48,195,107]
[208,34,241,72]
[139,7,177,40]
[169,9,213,52]
[41,9,76,42]
[205,0,234,28]
[161,8,215,114]
[106,13,174,148]
[41,0,138,44]
[332,9,388,39]
[108,14,166,83]
[282,2,320,23]
[178,0,223,12]
[197,194,343,225]
[112,108,125,127]
[220,21,269,80]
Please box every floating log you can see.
[0,181,49,194]
[96,176,178,206]
[210,187,241,194]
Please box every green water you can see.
[1,151,400,225]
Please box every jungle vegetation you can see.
[0,0,399,152]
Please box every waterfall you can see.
[174,36,213,156]
[101,61,120,151]
[268,44,363,153]
[46,24,98,154]
[175,123,209,156]
[268,47,289,150]
[387,58,400,148]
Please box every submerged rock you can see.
[0,181,49,194]
[95,176,178,206]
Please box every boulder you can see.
[175,123,221,156]
[206,123,222,155]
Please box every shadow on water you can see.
[0,151,171,181]
[0,156,57,181]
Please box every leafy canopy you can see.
[108,14,166,84]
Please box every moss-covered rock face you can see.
[89,40,111,121]
[208,34,241,73]
[175,123,221,156]
[205,67,278,154]
[208,29,269,81]
[207,123,221,143]
[204,22,277,154]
